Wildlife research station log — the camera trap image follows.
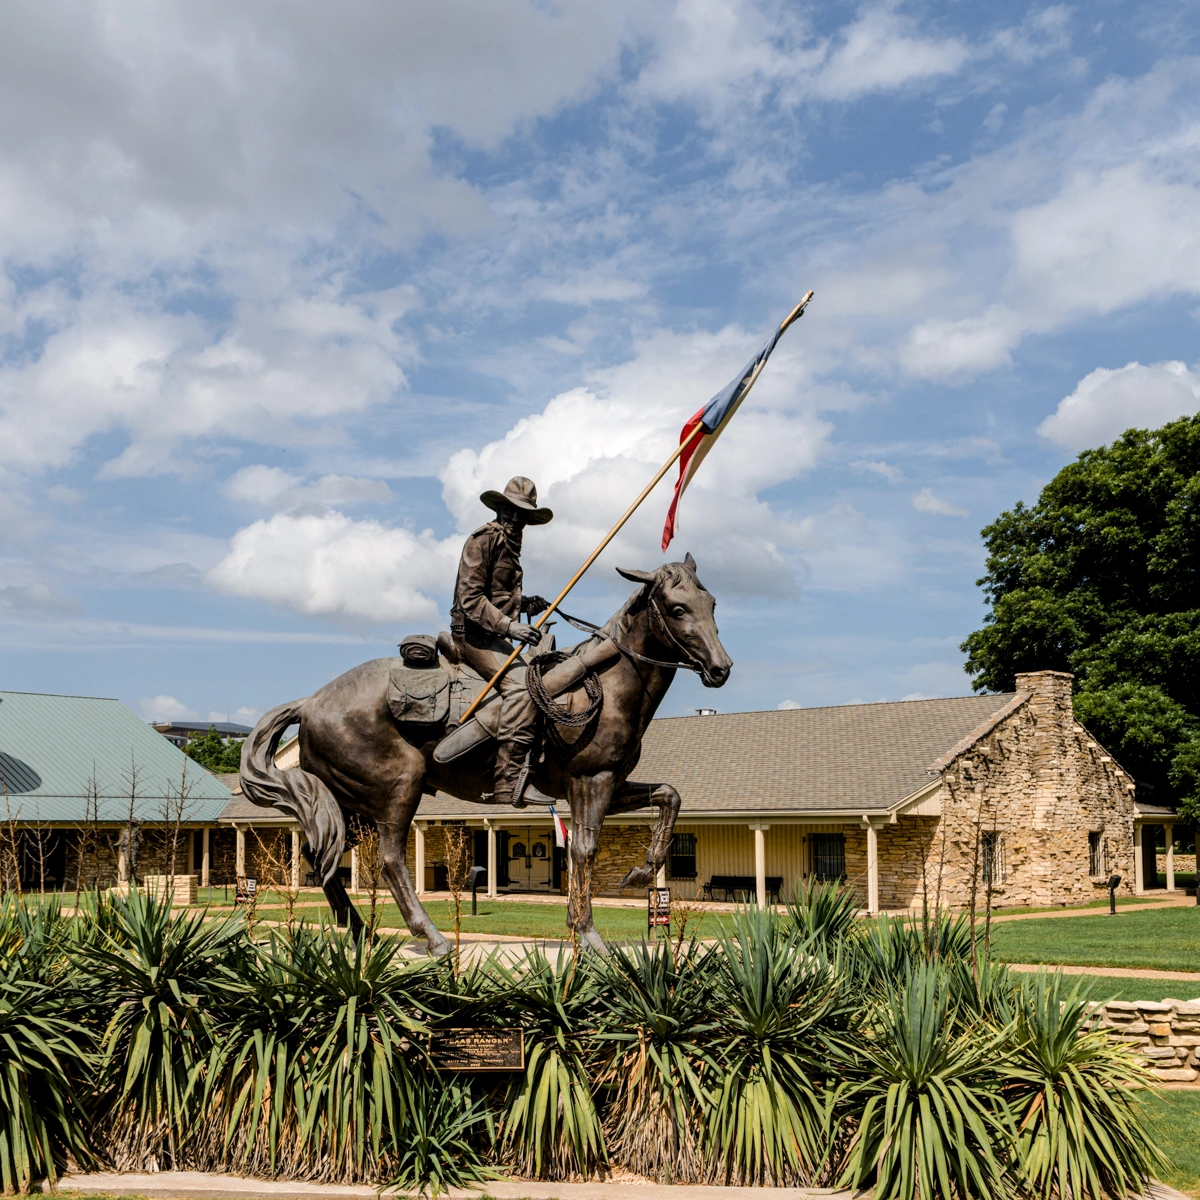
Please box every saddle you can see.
[386,630,619,764]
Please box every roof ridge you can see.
[0,690,120,701]
[653,692,1015,720]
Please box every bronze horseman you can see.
[239,477,731,953]
[450,476,551,806]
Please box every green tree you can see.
[961,414,1200,822]
[183,727,245,773]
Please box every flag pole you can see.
[457,290,814,724]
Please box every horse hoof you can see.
[426,934,452,958]
[578,926,609,955]
[620,866,653,888]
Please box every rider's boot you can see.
[489,740,533,807]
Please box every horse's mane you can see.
[599,562,699,643]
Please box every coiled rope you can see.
[525,651,604,728]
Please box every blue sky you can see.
[1,0,1198,726]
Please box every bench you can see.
[702,874,783,903]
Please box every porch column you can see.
[485,820,498,899]
[866,821,880,916]
[751,824,768,909]
[1165,822,1176,892]
[350,846,360,892]
[235,826,246,879]
[415,821,427,896]
[117,845,128,884]
[1133,822,1143,894]
[201,827,211,888]
[291,829,301,891]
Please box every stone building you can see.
[399,670,1179,912]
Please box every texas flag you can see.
[549,805,569,849]
[662,296,811,551]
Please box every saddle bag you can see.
[388,664,452,725]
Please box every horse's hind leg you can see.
[323,872,365,938]
[377,792,450,957]
[611,781,682,890]
[566,772,614,954]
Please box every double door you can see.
[506,826,554,892]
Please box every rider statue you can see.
[450,476,552,806]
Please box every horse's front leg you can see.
[609,781,682,890]
[565,771,615,953]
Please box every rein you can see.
[555,597,705,675]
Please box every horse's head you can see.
[616,552,733,688]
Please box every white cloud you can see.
[850,459,904,484]
[141,695,199,722]
[208,707,262,726]
[207,510,460,626]
[912,489,968,517]
[1038,360,1200,451]
[777,698,801,710]
[224,465,392,511]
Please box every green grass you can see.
[1013,970,1200,1003]
[252,898,736,941]
[989,904,1200,973]
[1142,1091,1200,1199]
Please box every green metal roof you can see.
[0,691,232,823]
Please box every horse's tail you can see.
[239,699,346,885]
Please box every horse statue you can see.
[238,554,731,953]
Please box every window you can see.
[811,833,846,882]
[1088,831,1105,878]
[981,831,1006,885]
[668,832,697,879]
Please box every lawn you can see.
[1142,1090,1200,1199]
[251,897,734,942]
[988,904,1200,974]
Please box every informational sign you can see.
[235,877,258,905]
[429,1027,525,1072]
[648,886,671,930]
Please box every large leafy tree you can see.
[184,726,245,773]
[961,414,1200,821]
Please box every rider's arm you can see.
[455,531,517,636]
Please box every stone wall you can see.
[912,671,1136,910]
[1092,998,1200,1082]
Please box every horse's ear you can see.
[683,552,697,572]
[616,566,656,585]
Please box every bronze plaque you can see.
[429,1027,525,1072]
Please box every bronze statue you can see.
[449,476,552,806]
[240,485,731,953]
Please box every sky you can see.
[1,0,1198,727]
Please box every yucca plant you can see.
[206,925,430,1183]
[0,895,95,1194]
[1005,972,1165,1200]
[495,948,605,1179]
[855,909,979,995]
[784,877,862,951]
[843,960,1013,1200]
[78,887,243,1169]
[594,937,720,1182]
[703,909,855,1187]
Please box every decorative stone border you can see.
[1091,998,1200,1082]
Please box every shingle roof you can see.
[0,691,233,823]
[412,692,1018,820]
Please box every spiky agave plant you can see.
[593,937,720,1182]
[0,898,94,1192]
[207,924,432,1184]
[703,909,856,1187]
[1005,972,1165,1200]
[842,960,1013,1200]
[784,877,862,951]
[78,886,243,1170]
[495,947,605,1180]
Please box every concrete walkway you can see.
[47,1170,847,1200]
[1006,962,1200,986]
[44,1169,1195,1200]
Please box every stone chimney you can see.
[1015,670,1075,825]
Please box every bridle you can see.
[557,584,707,675]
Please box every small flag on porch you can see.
[549,805,568,849]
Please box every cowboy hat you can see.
[480,476,554,524]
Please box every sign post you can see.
[648,886,671,935]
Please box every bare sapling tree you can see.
[252,829,300,935]
[982,808,1002,956]
[24,806,57,899]
[160,758,200,903]
[75,764,106,895]
[443,823,472,967]
[354,824,385,939]
[0,784,21,897]
[670,889,706,959]
[113,754,146,890]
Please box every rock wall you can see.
[914,671,1136,910]
[1092,998,1200,1082]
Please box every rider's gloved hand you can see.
[521,595,550,616]
[508,620,541,647]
